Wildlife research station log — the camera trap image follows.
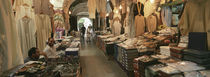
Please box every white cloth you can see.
[17,17,36,58]
[0,0,24,73]
[43,45,57,58]
[113,20,122,36]
[35,14,52,50]
[144,0,160,18]
[161,6,172,27]
[146,15,157,32]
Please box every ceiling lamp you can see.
[150,0,155,3]
[106,13,109,17]
[115,10,119,14]
[69,11,71,14]
[119,5,122,10]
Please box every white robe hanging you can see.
[0,0,23,73]
[17,17,36,58]
[35,14,52,51]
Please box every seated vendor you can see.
[24,47,48,63]
[43,37,58,58]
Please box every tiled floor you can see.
[80,39,127,77]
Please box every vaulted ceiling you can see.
[68,0,88,16]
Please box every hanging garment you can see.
[35,14,52,51]
[33,0,54,15]
[161,6,172,27]
[17,16,36,58]
[88,0,96,18]
[135,15,146,37]
[113,19,122,36]
[124,6,131,37]
[0,0,23,73]
[129,3,136,38]
[144,0,160,18]
[106,1,113,14]
[146,14,158,32]
[13,0,33,10]
[96,0,106,18]
[179,0,210,50]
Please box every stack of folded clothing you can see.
[160,46,170,56]
[170,47,185,60]
[122,49,138,71]
[183,49,210,69]
[133,55,158,77]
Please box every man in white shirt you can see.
[43,37,58,58]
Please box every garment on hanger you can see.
[0,0,23,72]
[96,0,106,15]
[146,14,158,32]
[124,6,130,37]
[179,0,210,50]
[161,6,172,27]
[33,0,54,15]
[35,14,52,51]
[106,1,113,14]
[144,0,160,18]
[17,16,36,58]
[112,18,122,36]
[135,1,146,37]
[133,2,144,16]
[88,0,96,18]
[135,15,146,37]
[129,3,136,38]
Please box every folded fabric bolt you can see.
[65,48,79,51]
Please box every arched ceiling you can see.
[71,2,88,15]
[68,0,88,16]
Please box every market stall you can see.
[1,36,82,77]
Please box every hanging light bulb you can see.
[69,11,71,14]
[150,0,155,3]
[106,13,109,17]
[119,5,122,10]
[115,10,119,14]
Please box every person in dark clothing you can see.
[81,26,86,38]
[24,47,48,63]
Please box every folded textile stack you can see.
[158,66,182,77]
[157,27,178,36]
[167,61,205,72]
[122,48,138,71]
[117,44,123,64]
[73,38,80,41]
[137,45,155,54]
[133,55,158,77]
[69,41,80,48]
[178,36,188,48]
[153,35,168,42]
[183,49,210,69]
[151,54,169,60]
[65,48,79,56]
[170,47,185,60]
[160,46,170,56]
